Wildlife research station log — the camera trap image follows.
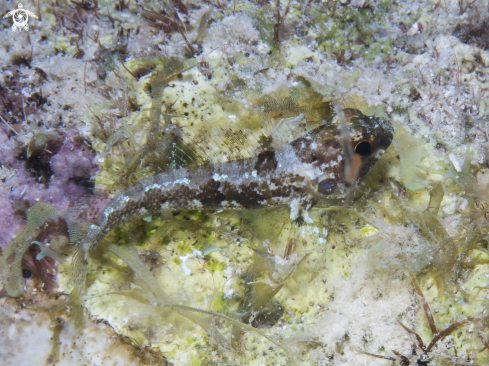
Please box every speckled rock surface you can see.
[2,0,489,365]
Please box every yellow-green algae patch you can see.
[393,123,429,191]
[7,76,489,365]
[5,1,489,363]
[56,57,489,363]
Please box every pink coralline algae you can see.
[0,127,102,248]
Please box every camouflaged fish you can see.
[71,108,393,293]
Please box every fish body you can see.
[72,108,393,293]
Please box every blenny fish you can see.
[69,108,393,294]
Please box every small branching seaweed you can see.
[0,203,63,297]
[273,0,291,44]
[360,273,473,366]
[141,0,210,57]
[101,242,300,365]
[443,145,489,284]
[0,202,86,298]
[96,56,201,190]
[366,158,489,299]
[232,242,309,349]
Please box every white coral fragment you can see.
[179,249,203,276]
[209,14,259,47]
[448,152,463,173]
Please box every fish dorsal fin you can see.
[183,121,272,164]
[180,79,333,164]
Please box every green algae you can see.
[0,203,62,297]
[393,123,428,191]
[205,258,225,273]
[105,242,298,364]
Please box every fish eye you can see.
[22,269,32,278]
[354,141,372,157]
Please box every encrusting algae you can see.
[1,56,393,363]
[3,0,489,365]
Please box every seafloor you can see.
[1,0,489,365]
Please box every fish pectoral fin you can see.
[271,114,307,148]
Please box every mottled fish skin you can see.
[73,108,393,293]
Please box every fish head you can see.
[291,108,394,203]
[340,108,394,186]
